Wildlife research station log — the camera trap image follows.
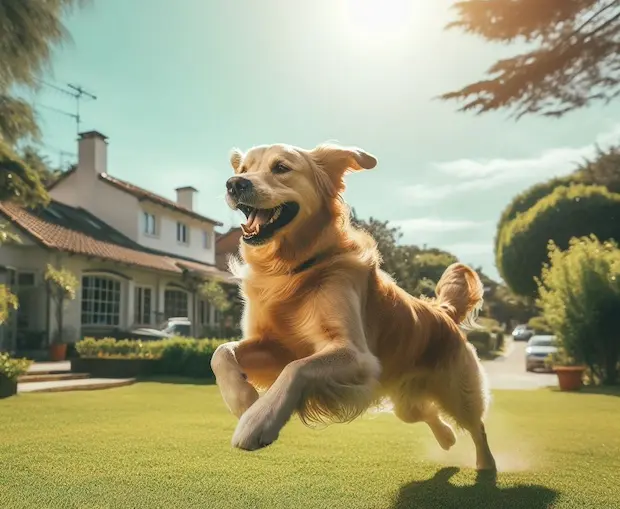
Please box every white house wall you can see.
[137,203,216,265]
[50,174,140,241]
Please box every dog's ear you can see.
[230,148,244,171]
[310,144,377,175]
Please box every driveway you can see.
[482,340,557,390]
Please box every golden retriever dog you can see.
[211,143,497,471]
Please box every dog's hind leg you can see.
[430,343,497,471]
[392,396,457,451]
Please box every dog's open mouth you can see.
[237,202,299,244]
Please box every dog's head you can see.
[225,143,377,254]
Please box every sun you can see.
[343,0,414,36]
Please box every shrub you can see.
[0,353,32,381]
[497,184,620,296]
[75,337,229,379]
[467,329,496,355]
[527,316,553,335]
[537,235,620,385]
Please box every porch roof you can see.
[0,201,230,281]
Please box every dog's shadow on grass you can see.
[391,467,558,509]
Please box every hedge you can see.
[76,337,229,379]
[496,184,620,296]
[466,329,497,356]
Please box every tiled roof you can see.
[48,167,222,226]
[0,201,229,279]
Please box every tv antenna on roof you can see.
[35,79,97,133]
[67,84,97,133]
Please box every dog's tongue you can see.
[243,209,271,232]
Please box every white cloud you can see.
[403,123,620,205]
[391,217,486,233]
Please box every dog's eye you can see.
[272,162,291,175]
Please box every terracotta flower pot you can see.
[554,366,585,391]
[49,343,68,362]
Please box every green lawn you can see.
[2,382,619,509]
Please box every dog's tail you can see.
[435,263,484,330]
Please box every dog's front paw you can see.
[231,399,285,451]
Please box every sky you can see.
[30,0,620,281]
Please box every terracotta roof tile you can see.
[0,201,230,280]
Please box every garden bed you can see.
[73,337,226,379]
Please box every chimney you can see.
[175,186,198,210]
[78,130,108,175]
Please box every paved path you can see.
[27,361,71,374]
[18,378,136,393]
[482,341,557,390]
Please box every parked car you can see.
[525,335,558,372]
[512,324,534,342]
[129,317,192,341]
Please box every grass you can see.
[2,383,619,509]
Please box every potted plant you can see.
[0,352,32,399]
[545,348,586,391]
[45,265,78,362]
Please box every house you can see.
[215,227,242,272]
[0,130,231,355]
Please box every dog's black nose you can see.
[226,177,253,198]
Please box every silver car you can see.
[525,335,558,372]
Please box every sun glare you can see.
[344,0,414,36]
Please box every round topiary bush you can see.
[497,184,620,296]
[494,175,580,253]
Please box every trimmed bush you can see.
[537,235,620,385]
[466,329,496,355]
[75,337,229,379]
[497,184,620,296]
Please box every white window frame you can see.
[134,285,154,325]
[81,274,123,327]
[176,222,189,245]
[203,230,212,250]
[164,288,189,319]
[143,211,157,236]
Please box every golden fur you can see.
[211,143,496,471]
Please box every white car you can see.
[525,335,558,372]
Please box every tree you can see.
[441,0,620,118]
[0,225,20,328]
[45,264,78,344]
[576,144,620,194]
[0,0,87,208]
[20,146,63,187]
[497,184,620,296]
[537,235,620,385]
[350,211,458,296]
[0,140,49,207]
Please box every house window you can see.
[81,275,121,326]
[134,286,153,324]
[203,231,212,250]
[143,212,157,236]
[164,289,188,318]
[199,299,211,326]
[176,222,189,244]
